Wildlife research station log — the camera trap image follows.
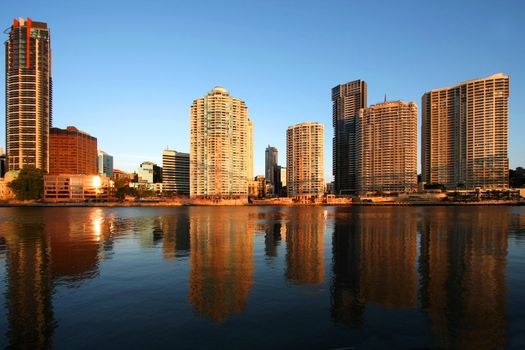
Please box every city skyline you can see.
[1,0,525,179]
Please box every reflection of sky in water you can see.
[0,206,523,349]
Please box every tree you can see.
[7,167,45,200]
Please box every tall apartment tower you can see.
[5,18,52,172]
[265,145,278,188]
[422,73,509,189]
[356,101,418,193]
[49,126,98,175]
[247,119,254,180]
[162,150,190,195]
[286,122,324,196]
[97,150,113,178]
[190,87,253,198]
[332,80,367,194]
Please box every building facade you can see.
[247,119,254,181]
[44,174,111,201]
[190,87,253,198]
[286,122,324,196]
[97,150,113,178]
[137,161,162,184]
[422,73,509,189]
[162,150,189,195]
[265,145,278,193]
[356,101,418,193]
[332,80,367,194]
[49,126,97,175]
[5,18,52,172]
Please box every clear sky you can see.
[2,0,524,179]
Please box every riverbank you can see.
[0,200,523,207]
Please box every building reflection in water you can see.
[331,207,418,327]
[188,207,255,322]
[264,221,286,258]
[419,207,508,350]
[285,207,325,285]
[161,212,190,260]
[0,208,113,348]
[3,220,55,349]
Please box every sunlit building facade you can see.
[286,122,324,196]
[49,126,97,175]
[190,87,253,198]
[44,174,111,201]
[422,73,509,189]
[356,101,418,193]
[5,18,52,172]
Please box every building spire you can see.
[384,94,387,103]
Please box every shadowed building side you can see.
[332,80,367,195]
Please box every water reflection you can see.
[419,207,508,350]
[3,220,55,349]
[285,208,325,285]
[188,207,255,322]
[0,208,118,348]
[331,207,418,328]
[160,213,190,260]
[0,206,519,349]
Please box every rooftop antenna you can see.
[384,94,387,103]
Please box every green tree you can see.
[7,167,46,200]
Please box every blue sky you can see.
[2,0,524,179]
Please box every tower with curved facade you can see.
[5,18,52,172]
[190,87,253,198]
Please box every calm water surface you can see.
[0,206,524,349]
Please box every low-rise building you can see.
[44,174,112,201]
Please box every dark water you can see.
[0,206,524,349]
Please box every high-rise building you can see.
[247,119,254,181]
[97,150,113,178]
[190,87,253,198]
[5,18,52,172]
[49,126,97,175]
[332,80,367,194]
[265,145,278,191]
[286,122,324,196]
[356,101,418,193]
[422,73,509,189]
[162,150,189,195]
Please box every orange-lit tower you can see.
[5,18,52,172]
